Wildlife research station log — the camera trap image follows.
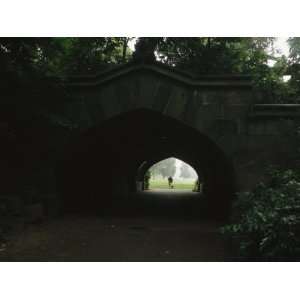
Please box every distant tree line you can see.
[179,163,197,179]
[149,158,197,179]
[149,158,176,179]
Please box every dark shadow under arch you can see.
[57,108,236,220]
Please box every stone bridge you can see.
[23,63,300,219]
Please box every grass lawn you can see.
[149,179,196,190]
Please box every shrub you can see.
[144,171,151,190]
[193,179,200,192]
[221,168,300,261]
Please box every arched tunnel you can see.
[57,109,236,220]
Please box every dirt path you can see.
[0,216,229,261]
[0,191,231,261]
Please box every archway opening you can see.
[143,157,201,192]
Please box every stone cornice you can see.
[65,62,253,89]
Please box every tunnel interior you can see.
[58,109,236,220]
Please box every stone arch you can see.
[57,108,236,220]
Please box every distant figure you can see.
[168,176,174,189]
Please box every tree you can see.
[132,37,160,63]
[0,37,64,78]
[0,37,135,79]
[285,37,300,101]
[132,37,293,103]
[148,37,275,75]
[221,122,300,260]
[144,170,151,190]
[149,158,176,179]
[221,168,300,260]
[180,162,198,179]
[288,37,300,64]
[180,163,191,178]
[58,37,134,75]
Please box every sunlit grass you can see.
[149,179,196,190]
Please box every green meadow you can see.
[149,178,196,190]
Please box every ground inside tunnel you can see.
[130,190,207,218]
[0,190,232,261]
[0,215,230,261]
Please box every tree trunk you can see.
[122,38,128,63]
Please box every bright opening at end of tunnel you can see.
[145,157,200,192]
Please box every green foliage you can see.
[57,37,133,76]
[193,179,200,192]
[144,171,151,190]
[288,37,300,64]
[286,37,300,101]
[0,38,64,78]
[0,37,134,79]
[135,37,293,103]
[252,55,293,103]
[156,37,274,75]
[221,168,300,260]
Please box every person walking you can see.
[168,176,174,189]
